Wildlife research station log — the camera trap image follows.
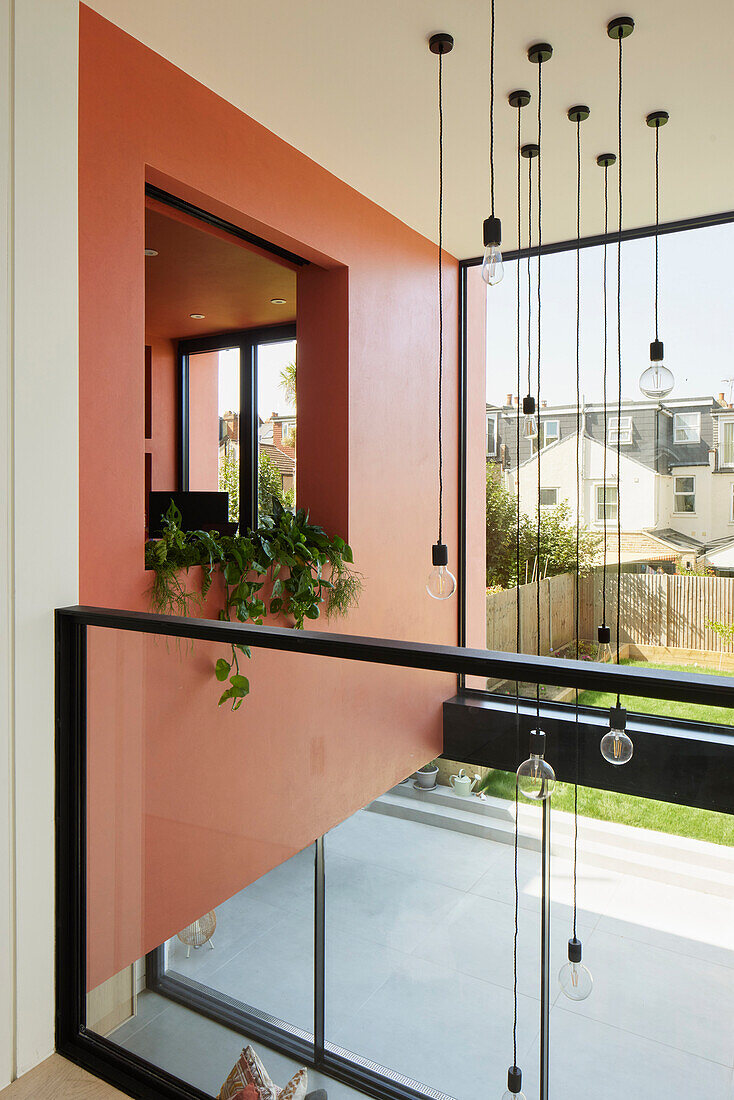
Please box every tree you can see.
[486,467,600,588]
[218,447,239,522]
[279,360,297,447]
[258,450,294,518]
[486,469,520,588]
[219,448,294,525]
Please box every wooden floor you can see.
[0,1054,127,1098]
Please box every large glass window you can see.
[180,325,296,532]
[477,219,734,714]
[674,475,696,513]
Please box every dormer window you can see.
[673,412,701,444]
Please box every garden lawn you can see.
[479,661,734,847]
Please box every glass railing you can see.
[56,607,734,1100]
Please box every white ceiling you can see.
[87,0,734,258]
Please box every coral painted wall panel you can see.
[79,5,460,990]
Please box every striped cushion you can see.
[219,1046,307,1100]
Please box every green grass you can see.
[577,659,734,727]
[479,661,734,847]
[479,769,734,846]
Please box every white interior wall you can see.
[0,0,79,1085]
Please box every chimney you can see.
[506,393,513,407]
[273,421,282,446]
[541,400,548,409]
[719,393,726,404]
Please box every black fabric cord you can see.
[490,0,495,216]
[527,155,533,402]
[655,124,660,340]
[515,104,522,686]
[602,165,609,628]
[512,98,523,1074]
[437,50,444,545]
[536,58,542,721]
[616,35,622,670]
[573,117,581,940]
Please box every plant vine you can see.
[145,499,363,709]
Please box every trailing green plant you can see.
[146,498,363,709]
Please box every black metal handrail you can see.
[57,605,734,708]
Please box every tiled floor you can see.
[109,808,734,1100]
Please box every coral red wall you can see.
[79,6,461,990]
[145,336,177,493]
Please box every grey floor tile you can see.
[330,954,540,1100]
[522,1007,734,1100]
[327,810,502,893]
[119,994,365,1100]
[104,988,169,1045]
[166,893,290,983]
[204,911,315,1033]
[324,852,465,954]
[470,841,622,928]
[597,874,734,969]
[411,891,593,1002]
[561,928,734,1067]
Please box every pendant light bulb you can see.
[501,1067,525,1099]
[427,542,456,601]
[639,341,674,399]
[596,625,612,662]
[523,415,538,440]
[516,729,555,801]
[558,938,593,1001]
[482,217,504,286]
[600,704,633,765]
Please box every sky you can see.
[217,339,297,420]
[485,221,734,407]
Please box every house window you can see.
[730,484,734,522]
[595,483,618,522]
[539,488,558,507]
[608,416,632,445]
[720,421,734,468]
[486,415,497,456]
[674,475,696,513]
[532,418,560,452]
[542,419,560,446]
[674,412,701,444]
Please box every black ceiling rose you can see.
[568,105,590,122]
[508,89,531,108]
[647,109,670,127]
[428,32,454,54]
[527,41,553,64]
[521,142,540,159]
[607,15,634,39]
[596,152,616,167]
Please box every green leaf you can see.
[305,606,320,619]
[215,658,230,682]
[269,597,283,614]
[218,688,234,706]
[235,644,251,659]
[230,674,249,693]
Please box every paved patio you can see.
[109,806,734,1100]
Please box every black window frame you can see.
[178,323,297,532]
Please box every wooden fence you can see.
[487,571,734,653]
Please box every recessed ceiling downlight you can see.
[270,298,287,305]
[189,313,205,319]
[144,248,158,256]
